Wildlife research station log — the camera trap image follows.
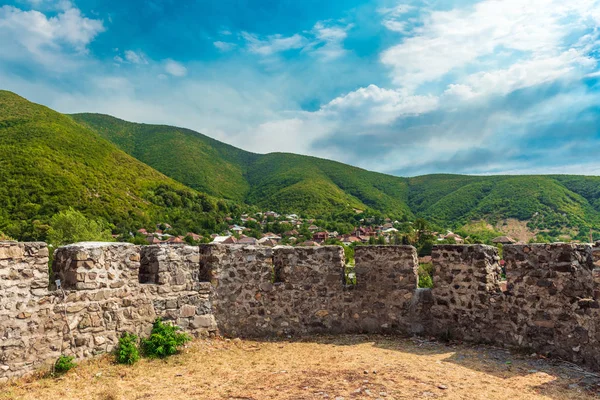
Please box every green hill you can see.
[407,175,600,232]
[3,90,600,243]
[0,91,230,241]
[72,113,414,217]
[71,113,600,237]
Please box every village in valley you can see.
[133,210,519,249]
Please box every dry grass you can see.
[496,218,538,242]
[1,335,599,400]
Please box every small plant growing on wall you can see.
[143,318,191,358]
[54,355,76,375]
[115,332,140,365]
[418,262,434,289]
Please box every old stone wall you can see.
[430,244,503,342]
[5,241,600,380]
[430,243,600,370]
[200,244,421,337]
[0,242,54,381]
[0,242,216,382]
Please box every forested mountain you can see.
[0,91,235,240]
[73,112,600,235]
[1,90,599,242]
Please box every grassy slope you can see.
[408,175,600,230]
[72,113,414,217]
[71,112,600,231]
[71,113,254,201]
[0,91,221,240]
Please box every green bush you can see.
[115,332,140,365]
[418,262,434,289]
[54,355,76,374]
[142,318,191,358]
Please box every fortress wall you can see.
[430,244,503,342]
[503,244,599,368]
[0,242,56,382]
[430,243,600,369]
[0,242,216,382]
[4,241,600,380]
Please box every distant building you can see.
[237,237,258,245]
[212,236,237,244]
[146,236,162,245]
[342,236,361,246]
[186,232,202,241]
[313,231,328,242]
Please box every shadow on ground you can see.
[248,333,600,399]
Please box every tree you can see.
[47,208,114,246]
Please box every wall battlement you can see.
[1,241,600,381]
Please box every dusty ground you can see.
[1,335,599,400]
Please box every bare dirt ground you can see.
[1,335,599,400]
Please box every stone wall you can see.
[0,242,216,382]
[200,244,421,337]
[4,241,600,380]
[0,242,54,381]
[430,243,600,370]
[430,244,503,342]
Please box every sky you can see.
[1,0,600,176]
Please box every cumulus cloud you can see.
[0,3,104,63]
[321,84,439,125]
[164,59,187,77]
[381,0,600,88]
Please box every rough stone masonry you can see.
[2,240,600,381]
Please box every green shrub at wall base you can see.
[143,318,191,359]
[54,355,76,374]
[115,332,140,365]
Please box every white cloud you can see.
[164,59,187,77]
[213,41,236,52]
[239,20,351,61]
[0,4,104,69]
[444,50,596,100]
[307,21,353,61]
[124,50,148,64]
[242,32,307,56]
[381,0,600,88]
[321,84,439,124]
[379,4,416,33]
[0,4,104,50]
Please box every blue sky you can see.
[1,0,600,176]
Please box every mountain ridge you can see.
[2,90,600,243]
[71,111,600,239]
